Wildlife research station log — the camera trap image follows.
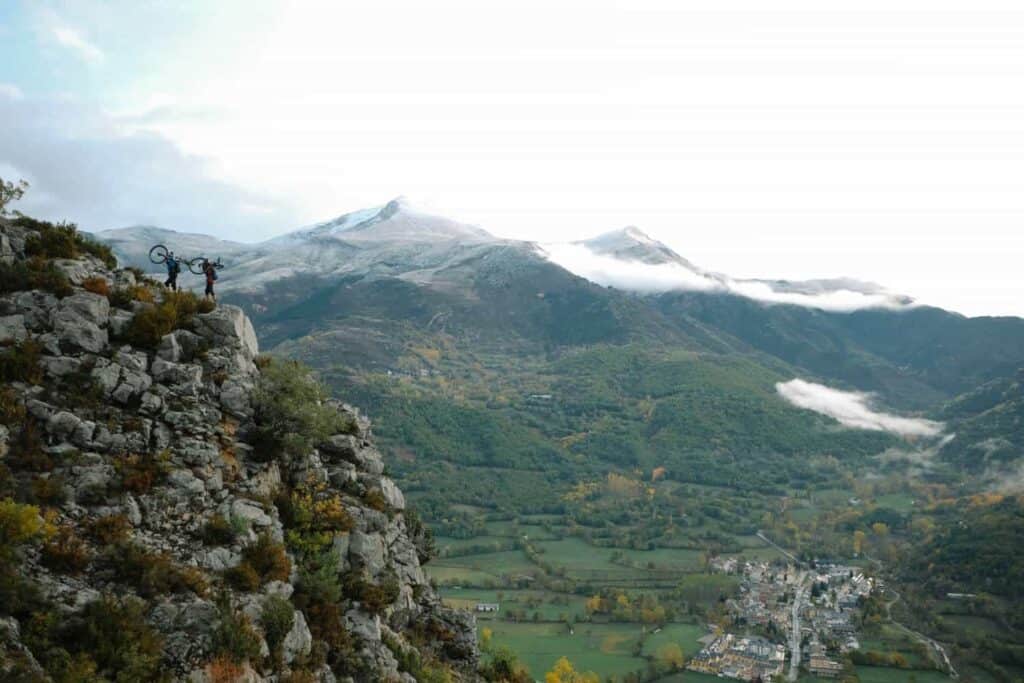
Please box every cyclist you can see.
[164,252,180,291]
[203,258,218,302]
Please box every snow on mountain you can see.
[97,201,915,312]
[541,225,915,312]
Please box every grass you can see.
[854,666,951,683]
[484,621,648,679]
[639,622,706,658]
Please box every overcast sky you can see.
[1,1,1022,316]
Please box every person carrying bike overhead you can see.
[164,252,181,291]
[203,258,218,302]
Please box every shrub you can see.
[41,524,91,574]
[341,569,400,615]
[261,594,295,659]
[202,513,237,545]
[0,338,43,385]
[7,421,51,472]
[0,387,25,425]
[224,562,261,592]
[241,533,292,584]
[109,283,155,309]
[207,656,247,683]
[108,543,208,597]
[125,290,214,348]
[16,216,118,269]
[211,596,262,665]
[251,360,355,461]
[0,258,73,298]
[60,595,165,682]
[116,450,170,494]
[0,498,48,552]
[405,509,436,565]
[278,480,354,555]
[81,276,110,297]
[363,488,388,513]
[30,474,66,506]
[86,514,131,545]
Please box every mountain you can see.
[93,200,1024,498]
[938,369,1024,479]
[0,216,480,681]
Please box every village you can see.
[688,558,875,681]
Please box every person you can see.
[164,252,180,291]
[203,258,218,302]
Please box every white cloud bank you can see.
[541,244,913,313]
[776,379,945,438]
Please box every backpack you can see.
[210,268,218,281]
[172,260,181,274]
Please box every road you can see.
[884,588,959,678]
[788,572,810,682]
[756,530,802,565]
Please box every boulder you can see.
[53,308,107,353]
[231,499,272,528]
[349,531,386,576]
[282,610,313,664]
[58,291,110,326]
[194,305,259,360]
[0,314,27,343]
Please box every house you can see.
[475,603,500,613]
[809,655,844,678]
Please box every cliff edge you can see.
[0,217,479,682]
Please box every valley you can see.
[97,200,1024,682]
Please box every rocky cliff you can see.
[0,217,479,682]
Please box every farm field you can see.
[481,621,648,679]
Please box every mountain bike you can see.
[149,244,223,275]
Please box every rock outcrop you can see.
[0,218,480,682]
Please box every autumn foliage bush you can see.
[125,290,215,348]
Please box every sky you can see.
[1,1,1022,317]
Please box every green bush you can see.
[16,216,117,269]
[251,359,356,461]
[108,283,155,309]
[341,569,400,615]
[261,594,295,659]
[6,421,51,472]
[40,525,91,574]
[107,542,208,597]
[86,514,132,546]
[0,258,73,297]
[57,596,166,682]
[211,596,262,665]
[115,450,170,494]
[241,533,292,584]
[0,338,43,385]
[124,290,215,348]
[225,562,261,592]
[201,513,237,546]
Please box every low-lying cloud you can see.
[541,243,913,313]
[776,379,945,438]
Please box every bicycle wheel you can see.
[148,244,169,264]
[187,258,207,275]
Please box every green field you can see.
[484,621,648,678]
[639,623,707,658]
[855,666,951,683]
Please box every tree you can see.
[480,627,493,652]
[545,657,600,683]
[657,643,685,670]
[0,178,28,217]
[853,530,866,555]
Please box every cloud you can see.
[776,379,945,438]
[0,89,295,240]
[540,243,719,293]
[34,8,105,64]
[52,25,104,64]
[0,84,24,100]
[541,243,914,312]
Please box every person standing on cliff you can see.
[164,252,180,291]
[203,259,217,302]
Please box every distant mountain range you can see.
[95,197,1024,496]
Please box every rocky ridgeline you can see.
[0,218,479,682]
